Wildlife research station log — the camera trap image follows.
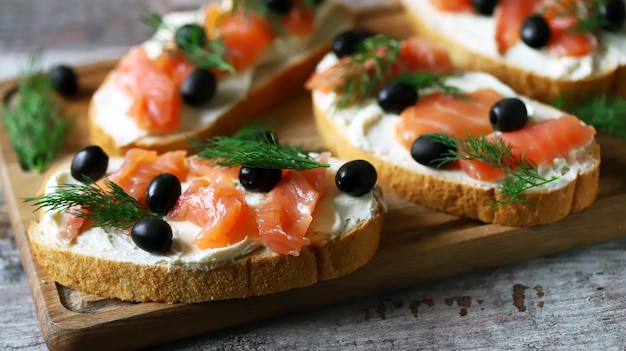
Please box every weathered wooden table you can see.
[2,0,626,350]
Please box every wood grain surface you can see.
[2,3,626,351]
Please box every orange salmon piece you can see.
[168,178,256,249]
[430,0,473,12]
[543,0,597,57]
[305,36,454,95]
[107,149,188,204]
[459,114,596,181]
[255,153,329,256]
[281,0,316,36]
[495,0,542,54]
[205,4,274,71]
[396,89,501,149]
[116,47,181,133]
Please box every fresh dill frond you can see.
[141,10,235,74]
[393,73,466,99]
[334,35,403,108]
[424,133,559,207]
[24,178,159,229]
[2,53,69,173]
[190,126,329,170]
[554,94,626,140]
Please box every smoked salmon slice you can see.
[494,0,542,54]
[459,114,596,181]
[395,89,502,149]
[305,36,454,97]
[430,0,472,12]
[255,153,329,256]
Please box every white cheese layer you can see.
[313,54,597,192]
[35,158,382,272]
[91,3,351,147]
[401,0,626,80]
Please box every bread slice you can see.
[310,68,600,227]
[400,0,625,102]
[89,3,354,156]
[27,154,384,303]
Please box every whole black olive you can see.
[239,167,282,192]
[70,145,109,183]
[335,160,377,197]
[520,14,551,49]
[489,98,528,132]
[332,30,375,58]
[471,0,498,16]
[174,23,208,50]
[410,135,455,167]
[49,64,78,97]
[181,68,217,106]
[377,82,418,114]
[145,173,182,216]
[131,218,173,254]
[599,0,626,31]
[264,0,293,14]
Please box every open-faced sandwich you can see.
[400,0,626,102]
[89,0,354,156]
[305,32,600,227]
[26,128,384,303]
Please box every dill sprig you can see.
[424,133,559,207]
[334,35,403,108]
[142,10,235,74]
[2,54,69,173]
[553,94,626,140]
[393,73,466,99]
[190,126,329,170]
[24,178,159,230]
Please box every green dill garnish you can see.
[2,54,69,173]
[393,73,466,99]
[553,94,626,140]
[334,35,403,108]
[142,10,235,74]
[24,178,159,230]
[424,133,559,207]
[190,125,329,170]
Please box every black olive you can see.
[145,173,182,216]
[335,160,377,197]
[174,23,208,50]
[181,68,217,106]
[49,64,78,97]
[239,167,282,192]
[471,0,498,16]
[411,135,455,167]
[264,0,293,14]
[489,98,528,132]
[332,30,374,58]
[131,218,173,254]
[599,0,626,31]
[70,145,109,183]
[377,82,418,114]
[520,14,551,49]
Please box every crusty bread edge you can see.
[27,159,384,303]
[312,102,600,227]
[401,3,618,103]
[89,5,355,157]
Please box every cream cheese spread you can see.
[401,0,626,80]
[312,54,598,192]
[91,3,351,147]
[35,157,381,271]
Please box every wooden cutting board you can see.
[1,6,626,351]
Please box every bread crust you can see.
[401,2,619,103]
[28,208,383,303]
[89,5,354,157]
[312,103,600,227]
